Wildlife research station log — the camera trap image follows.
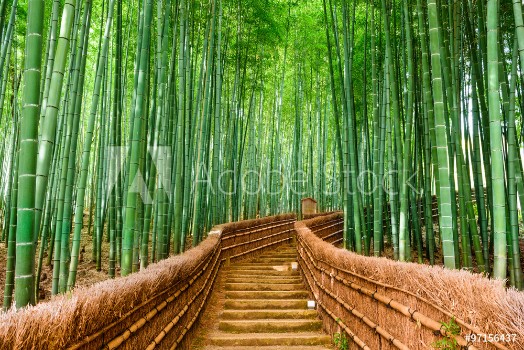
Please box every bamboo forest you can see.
[0,0,523,348]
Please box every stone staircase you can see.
[200,244,332,349]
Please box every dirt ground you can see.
[0,211,194,305]
[0,211,110,303]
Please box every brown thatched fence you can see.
[2,210,523,349]
[0,213,296,350]
[295,213,524,350]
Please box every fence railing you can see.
[295,213,521,350]
[0,213,296,350]
[2,209,521,350]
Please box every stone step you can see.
[221,309,318,320]
[219,319,323,333]
[252,257,297,263]
[224,299,308,310]
[196,245,332,350]
[246,263,295,267]
[271,249,297,254]
[273,244,295,249]
[226,269,298,276]
[203,346,333,350]
[225,290,309,300]
[207,332,332,347]
[225,283,305,291]
[225,276,302,284]
[272,251,297,255]
[258,253,297,258]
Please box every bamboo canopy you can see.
[0,0,523,312]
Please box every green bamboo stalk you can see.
[3,105,18,310]
[381,0,402,259]
[58,0,92,293]
[417,0,435,264]
[34,0,78,247]
[426,0,457,268]
[506,38,523,290]
[0,0,17,129]
[122,0,153,276]
[398,0,414,262]
[39,0,61,136]
[81,0,116,276]
[486,0,506,280]
[15,0,45,308]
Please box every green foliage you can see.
[431,318,461,350]
[2,0,524,306]
[333,331,349,350]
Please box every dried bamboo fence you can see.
[295,213,524,350]
[0,213,296,350]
